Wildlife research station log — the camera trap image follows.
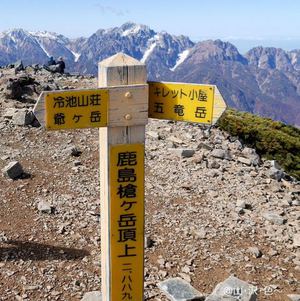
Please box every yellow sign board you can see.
[149,81,215,124]
[110,144,144,301]
[45,89,108,130]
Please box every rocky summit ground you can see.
[0,66,299,301]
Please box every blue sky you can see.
[1,0,300,52]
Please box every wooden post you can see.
[98,53,148,301]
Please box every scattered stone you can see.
[206,275,257,301]
[145,236,155,248]
[81,291,102,301]
[37,200,52,214]
[147,131,160,139]
[12,109,35,126]
[169,148,195,158]
[64,146,82,157]
[2,161,24,179]
[237,157,252,166]
[247,247,262,258]
[197,142,212,151]
[293,234,300,247]
[262,211,286,225]
[287,295,300,301]
[236,199,246,209]
[158,277,205,301]
[211,149,232,160]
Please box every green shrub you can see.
[217,109,300,180]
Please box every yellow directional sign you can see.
[148,81,226,125]
[44,89,108,130]
[110,144,144,301]
[33,85,148,130]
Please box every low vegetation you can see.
[217,109,300,180]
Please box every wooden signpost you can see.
[33,52,227,301]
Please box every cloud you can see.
[94,3,128,16]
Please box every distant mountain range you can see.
[0,22,299,127]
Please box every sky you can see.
[1,0,300,52]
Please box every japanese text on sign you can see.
[45,89,108,130]
[110,144,144,301]
[148,81,215,124]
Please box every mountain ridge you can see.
[0,22,299,127]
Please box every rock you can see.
[166,136,183,144]
[145,236,155,248]
[147,131,160,139]
[3,108,16,119]
[269,166,285,181]
[64,146,82,157]
[37,200,52,214]
[287,294,300,301]
[208,160,221,169]
[262,211,286,225]
[237,157,252,166]
[169,148,195,158]
[236,200,246,209]
[158,277,205,301]
[2,161,24,179]
[14,60,24,73]
[211,149,232,160]
[293,234,300,247]
[206,275,257,301]
[81,291,102,301]
[197,142,212,151]
[12,109,35,126]
[247,247,262,258]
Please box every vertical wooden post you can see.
[98,53,147,301]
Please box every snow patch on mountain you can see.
[122,24,142,37]
[141,35,160,63]
[71,50,81,62]
[170,49,190,71]
[35,39,50,57]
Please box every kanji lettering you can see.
[90,94,101,106]
[174,104,185,116]
[195,107,207,118]
[117,184,137,198]
[154,102,164,113]
[118,244,136,257]
[117,152,137,166]
[54,113,65,125]
[118,228,136,242]
[53,96,65,108]
[118,168,136,182]
[90,111,101,123]
[118,214,137,227]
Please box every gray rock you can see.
[197,142,212,151]
[269,167,285,181]
[262,212,286,225]
[81,291,102,301]
[206,275,257,301]
[169,148,195,158]
[64,146,81,157]
[293,234,300,247]
[236,200,246,209]
[12,109,35,126]
[147,131,160,139]
[158,277,205,301]
[37,200,52,214]
[211,149,232,160]
[247,247,262,258]
[237,157,252,166]
[287,294,300,301]
[2,161,24,179]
